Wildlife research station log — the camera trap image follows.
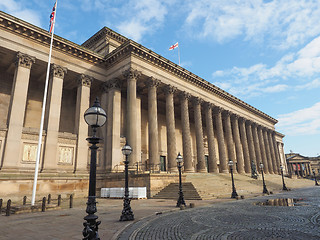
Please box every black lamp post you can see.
[120,142,134,221]
[313,170,319,186]
[280,165,288,191]
[259,163,269,194]
[228,160,238,198]
[176,153,186,207]
[83,98,107,240]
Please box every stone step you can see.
[152,182,202,200]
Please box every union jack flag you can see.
[49,2,56,33]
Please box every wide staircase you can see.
[152,173,315,200]
[152,182,202,200]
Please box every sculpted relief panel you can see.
[58,146,74,165]
[22,143,37,162]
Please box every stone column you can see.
[272,132,281,174]
[231,114,244,174]
[213,107,228,173]
[257,125,269,174]
[222,111,237,172]
[2,52,35,170]
[163,85,177,172]
[192,97,206,172]
[205,103,218,173]
[74,74,92,173]
[42,64,67,171]
[263,128,273,174]
[246,121,257,171]
[267,130,278,174]
[239,118,251,173]
[123,68,141,168]
[104,79,122,172]
[179,91,193,172]
[145,77,160,171]
[252,123,262,172]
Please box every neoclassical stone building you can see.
[0,11,286,199]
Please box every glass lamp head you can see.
[122,142,132,156]
[176,152,183,164]
[259,163,264,169]
[84,98,107,128]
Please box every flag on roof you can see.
[49,2,57,33]
[169,42,178,50]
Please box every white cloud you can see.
[117,21,148,42]
[277,102,320,136]
[262,84,288,93]
[295,79,320,90]
[99,0,174,42]
[0,0,41,27]
[184,0,320,49]
[213,35,320,98]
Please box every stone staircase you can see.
[152,182,202,200]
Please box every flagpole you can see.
[31,0,58,206]
[178,44,180,66]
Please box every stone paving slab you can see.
[0,185,318,240]
[0,197,223,240]
[117,186,320,240]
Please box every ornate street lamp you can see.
[313,170,319,186]
[280,165,288,191]
[120,141,134,221]
[83,98,107,240]
[176,153,186,207]
[228,160,238,198]
[259,163,269,194]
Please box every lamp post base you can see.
[120,198,134,221]
[282,185,289,191]
[263,186,269,194]
[83,196,101,240]
[176,195,186,207]
[231,190,238,199]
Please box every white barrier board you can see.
[100,187,147,199]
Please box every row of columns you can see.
[1,51,92,173]
[122,68,282,174]
[1,54,282,176]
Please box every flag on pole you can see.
[169,42,179,50]
[32,0,57,206]
[49,2,57,33]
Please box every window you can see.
[205,155,209,172]
[160,156,166,172]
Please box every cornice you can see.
[82,27,128,49]
[104,40,278,124]
[0,11,278,125]
[0,11,104,64]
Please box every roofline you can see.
[0,10,104,64]
[0,10,280,125]
[82,27,128,48]
[104,40,278,124]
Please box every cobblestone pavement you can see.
[117,187,320,240]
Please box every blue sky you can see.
[1,0,319,157]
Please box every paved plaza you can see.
[117,187,320,240]
[0,186,319,240]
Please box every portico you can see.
[0,11,287,199]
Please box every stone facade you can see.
[286,153,319,177]
[0,11,286,198]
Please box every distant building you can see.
[285,153,320,177]
[0,11,286,199]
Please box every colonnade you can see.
[121,68,282,174]
[1,52,92,173]
[0,53,283,175]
